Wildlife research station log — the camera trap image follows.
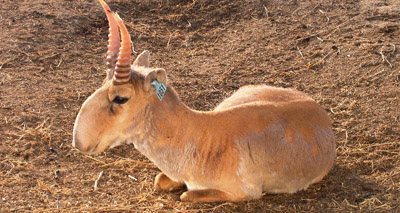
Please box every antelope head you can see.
[73,0,167,154]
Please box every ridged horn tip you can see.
[111,12,132,83]
[98,0,120,70]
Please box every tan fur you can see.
[73,51,336,202]
[154,173,185,191]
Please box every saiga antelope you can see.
[73,0,336,202]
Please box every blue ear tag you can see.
[151,80,167,101]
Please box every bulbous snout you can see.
[73,118,97,153]
[72,133,94,153]
[72,87,109,154]
[72,98,104,154]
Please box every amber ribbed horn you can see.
[111,12,132,84]
[98,0,120,70]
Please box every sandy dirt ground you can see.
[0,0,399,211]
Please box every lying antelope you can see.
[72,0,336,202]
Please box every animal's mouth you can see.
[87,138,125,154]
[88,142,101,154]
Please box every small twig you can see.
[5,160,15,176]
[379,46,393,68]
[128,175,137,181]
[263,5,269,17]
[319,9,329,22]
[84,155,106,165]
[16,49,34,63]
[0,57,17,70]
[324,15,359,39]
[309,51,335,69]
[166,30,179,48]
[94,171,104,191]
[56,57,63,68]
[297,46,305,60]
[390,44,396,54]
[35,118,49,130]
[166,35,172,48]
[185,34,190,47]
[291,8,300,16]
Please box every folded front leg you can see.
[154,172,185,191]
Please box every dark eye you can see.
[112,96,129,105]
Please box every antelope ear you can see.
[144,68,167,93]
[133,50,151,68]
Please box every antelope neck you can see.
[149,86,201,143]
[128,87,205,180]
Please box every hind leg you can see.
[180,189,248,202]
[154,172,185,191]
